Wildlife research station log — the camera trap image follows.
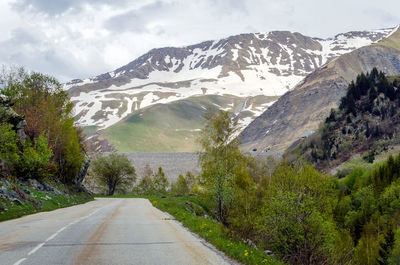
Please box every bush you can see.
[255,162,336,264]
[17,133,53,180]
[171,174,190,195]
[257,191,335,265]
[0,122,20,175]
[171,172,196,195]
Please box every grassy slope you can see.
[100,95,277,152]
[0,180,93,222]
[377,27,400,51]
[98,195,285,265]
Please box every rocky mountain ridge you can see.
[240,26,400,153]
[66,27,396,135]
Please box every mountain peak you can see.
[66,27,396,136]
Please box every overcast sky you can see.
[0,0,399,82]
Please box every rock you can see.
[23,189,31,195]
[29,179,45,191]
[1,179,11,187]
[265,250,274,257]
[185,207,195,215]
[246,238,257,249]
[11,198,23,205]
[0,186,19,199]
[16,120,27,143]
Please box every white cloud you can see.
[0,0,399,82]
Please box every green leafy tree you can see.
[1,68,85,183]
[256,162,337,265]
[17,133,53,180]
[134,176,154,195]
[92,153,136,195]
[388,229,400,265]
[171,174,190,195]
[0,122,20,175]
[198,109,251,223]
[171,172,196,195]
[354,220,384,265]
[153,167,169,195]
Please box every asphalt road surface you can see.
[0,198,233,265]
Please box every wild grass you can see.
[0,181,93,222]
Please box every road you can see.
[0,198,233,265]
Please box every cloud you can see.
[104,1,169,33]
[12,0,130,15]
[0,0,399,82]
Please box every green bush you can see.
[0,122,20,175]
[17,133,53,180]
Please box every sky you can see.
[0,0,399,82]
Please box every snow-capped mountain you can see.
[67,27,396,132]
[240,26,400,153]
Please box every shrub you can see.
[17,133,53,180]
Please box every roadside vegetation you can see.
[147,195,285,265]
[88,69,400,265]
[0,177,92,222]
[0,67,91,221]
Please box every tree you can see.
[198,109,251,223]
[171,172,197,195]
[171,174,189,195]
[256,162,337,265]
[143,164,153,178]
[92,153,136,195]
[17,133,53,180]
[153,167,169,195]
[0,68,85,183]
[257,190,335,265]
[354,220,384,265]
[388,229,400,265]
[134,176,154,195]
[0,122,20,175]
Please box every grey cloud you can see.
[3,0,400,82]
[12,0,129,15]
[0,28,108,81]
[104,1,169,33]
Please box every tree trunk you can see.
[218,198,223,224]
[108,183,115,196]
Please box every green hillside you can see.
[99,95,277,152]
[377,27,400,51]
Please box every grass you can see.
[0,181,93,222]
[378,27,400,51]
[100,94,278,152]
[97,194,285,265]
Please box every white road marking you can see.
[13,258,27,265]
[14,202,114,265]
[27,243,45,256]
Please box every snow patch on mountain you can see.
[67,27,396,131]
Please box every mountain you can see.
[66,27,396,151]
[240,26,400,153]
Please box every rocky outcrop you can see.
[0,95,26,143]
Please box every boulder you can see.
[29,179,45,191]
